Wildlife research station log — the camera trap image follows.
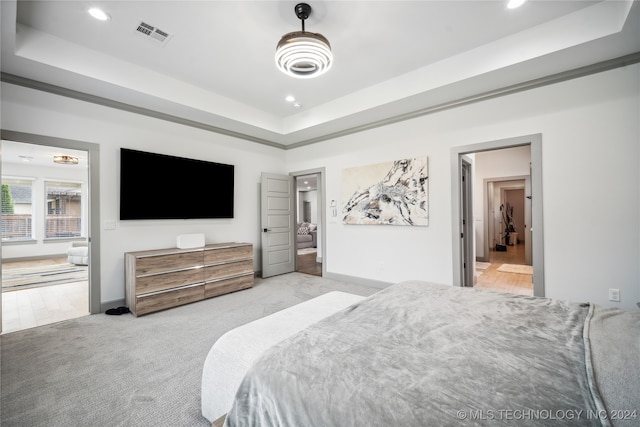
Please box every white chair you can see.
[66,242,89,265]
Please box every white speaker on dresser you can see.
[176,233,205,249]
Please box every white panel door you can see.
[261,173,295,278]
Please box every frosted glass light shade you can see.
[275,31,332,79]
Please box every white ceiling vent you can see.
[136,21,171,45]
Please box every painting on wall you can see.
[342,157,429,226]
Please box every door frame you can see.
[0,130,101,323]
[290,167,325,277]
[451,133,544,297]
[460,156,474,287]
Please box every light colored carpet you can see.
[0,272,385,427]
[475,262,490,270]
[2,263,88,291]
[497,264,533,275]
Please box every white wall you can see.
[286,64,640,310]
[1,83,285,304]
[2,64,638,310]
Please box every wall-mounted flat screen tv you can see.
[120,148,234,220]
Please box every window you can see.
[45,180,82,238]
[1,177,35,241]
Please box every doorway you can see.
[0,131,101,334]
[294,174,322,276]
[484,179,529,262]
[451,134,544,297]
[259,169,325,279]
[293,170,324,277]
[1,140,88,333]
[476,178,531,294]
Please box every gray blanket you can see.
[225,281,609,426]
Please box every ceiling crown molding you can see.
[3,51,640,150]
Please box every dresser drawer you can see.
[125,242,253,316]
[204,245,252,265]
[204,259,253,282]
[135,268,203,296]
[135,284,204,316]
[205,274,254,299]
[135,251,203,275]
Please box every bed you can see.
[210,281,639,426]
[201,291,366,424]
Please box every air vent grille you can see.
[135,21,171,45]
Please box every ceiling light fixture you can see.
[53,155,79,165]
[275,3,333,79]
[88,7,110,21]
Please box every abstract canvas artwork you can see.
[342,157,429,226]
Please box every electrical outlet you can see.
[608,288,620,302]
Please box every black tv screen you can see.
[120,148,234,220]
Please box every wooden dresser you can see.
[125,242,253,316]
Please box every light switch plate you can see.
[608,288,620,302]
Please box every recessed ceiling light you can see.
[507,0,527,9]
[88,7,110,21]
[19,155,34,162]
[293,102,302,108]
[285,95,296,103]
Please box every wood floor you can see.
[1,257,89,334]
[296,250,322,276]
[473,243,533,296]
